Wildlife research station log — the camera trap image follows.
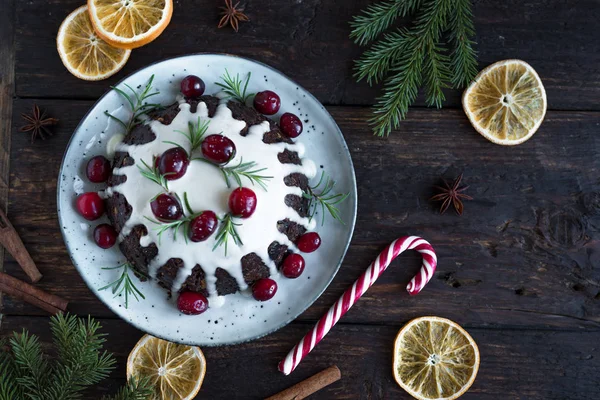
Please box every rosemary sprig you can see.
[98,263,146,309]
[137,158,170,192]
[303,171,349,225]
[215,69,253,103]
[173,117,210,153]
[350,0,478,136]
[220,158,273,190]
[144,216,190,245]
[213,213,243,256]
[105,74,162,133]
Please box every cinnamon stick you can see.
[0,272,67,314]
[265,365,341,400]
[0,208,42,283]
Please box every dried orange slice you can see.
[57,6,131,81]
[463,59,547,145]
[393,316,480,400]
[127,335,206,400]
[88,0,173,49]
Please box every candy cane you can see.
[278,236,437,375]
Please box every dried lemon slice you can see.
[463,59,547,145]
[56,6,131,81]
[393,316,480,400]
[127,335,206,400]
[88,0,173,49]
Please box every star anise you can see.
[430,174,473,215]
[218,0,249,32]
[19,104,59,143]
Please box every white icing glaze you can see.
[109,99,316,304]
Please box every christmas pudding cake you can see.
[75,72,347,315]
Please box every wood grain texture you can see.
[13,0,600,110]
[1,316,598,399]
[0,0,15,319]
[3,98,599,333]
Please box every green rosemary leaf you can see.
[220,158,272,191]
[213,213,243,256]
[110,74,161,134]
[305,171,349,225]
[98,263,144,309]
[104,111,129,131]
[215,69,253,103]
[183,192,194,215]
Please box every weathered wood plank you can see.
[0,0,15,319]
[13,0,600,110]
[3,98,599,332]
[1,316,598,399]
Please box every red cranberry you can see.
[86,156,111,183]
[297,232,321,253]
[279,113,303,138]
[150,193,183,221]
[281,253,305,279]
[76,192,105,220]
[228,188,257,218]
[252,278,277,301]
[201,135,236,164]
[93,224,117,249]
[253,90,280,115]
[158,147,189,180]
[177,291,209,315]
[189,211,218,242]
[180,75,205,98]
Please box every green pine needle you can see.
[0,314,153,400]
[101,377,154,400]
[98,263,146,309]
[351,0,478,136]
[215,69,253,103]
[303,171,349,226]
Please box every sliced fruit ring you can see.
[127,334,206,400]
[57,5,131,81]
[88,0,173,49]
[393,316,480,400]
[462,59,547,145]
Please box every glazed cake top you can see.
[107,96,316,304]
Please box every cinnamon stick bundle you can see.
[0,272,67,314]
[265,365,341,400]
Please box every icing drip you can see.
[110,100,316,303]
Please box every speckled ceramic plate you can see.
[57,54,356,346]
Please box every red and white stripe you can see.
[278,236,437,375]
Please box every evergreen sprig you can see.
[144,193,206,244]
[173,117,211,153]
[0,314,152,400]
[105,74,161,134]
[215,69,253,103]
[303,171,349,225]
[138,157,170,192]
[220,158,273,190]
[351,0,478,136]
[213,213,243,256]
[98,263,146,309]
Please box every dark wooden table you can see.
[1,0,599,398]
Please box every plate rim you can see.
[57,52,357,346]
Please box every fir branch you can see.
[105,75,161,134]
[98,263,146,309]
[137,157,170,192]
[213,213,243,256]
[215,69,253,103]
[10,330,51,397]
[448,0,478,88]
[101,377,154,400]
[350,0,478,136]
[350,0,423,46]
[174,117,210,153]
[219,158,273,191]
[0,339,20,400]
[303,171,349,225]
